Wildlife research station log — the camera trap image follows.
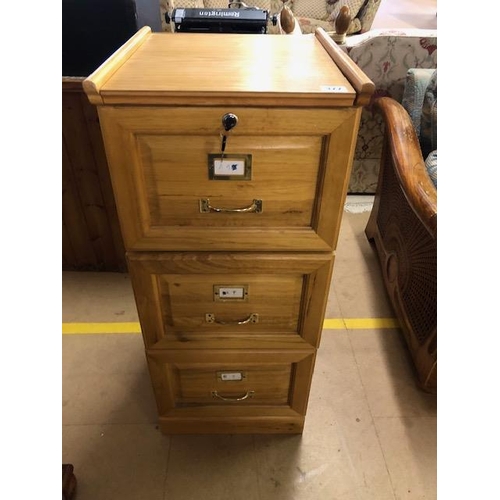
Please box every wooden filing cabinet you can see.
[83,27,373,434]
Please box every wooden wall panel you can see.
[62,78,126,271]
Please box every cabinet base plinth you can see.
[158,415,305,435]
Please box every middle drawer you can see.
[127,251,333,349]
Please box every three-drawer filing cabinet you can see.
[83,26,374,434]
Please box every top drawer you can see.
[98,106,360,252]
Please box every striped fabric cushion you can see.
[425,150,437,188]
[402,68,435,138]
[420,70,437,158]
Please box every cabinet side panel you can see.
[127,258,165,348]
[317,109,363,250]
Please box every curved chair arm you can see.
[375,97,437,238]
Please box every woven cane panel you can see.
[377,152,437,345]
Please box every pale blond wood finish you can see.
[315,28,375,106]
[101,94,357,107]
[83,26,152,105]
[95,33,356,107]
[85,30,372,434]
[98,105,359,251]
[127,252,333,348]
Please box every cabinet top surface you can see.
[84,29,373,106]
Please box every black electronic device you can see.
[168,7,271,34]
[63,0,161,77]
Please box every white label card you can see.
[320,85,348,92]
[214,159,245,176]
[220,372,243,381]
[218,287,244,299]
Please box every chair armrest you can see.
[375,97,437,237]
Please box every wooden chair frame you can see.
[365,97,437,392]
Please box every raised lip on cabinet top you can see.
[83,26,374,107]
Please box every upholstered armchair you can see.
[341,29,438,193]
[365,69,437,392]
[275,0,382,35]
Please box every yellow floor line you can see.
[62,318,399,335]
[343,318,400,329]
[62,322,142,334]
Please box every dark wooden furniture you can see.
[62,0,161,271]
[365,97,437,393]
[62,464,77,500]
[62,78,126,271]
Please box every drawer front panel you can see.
[173,363,292,406]
[98,106,360,251]
[138,134,321,228]
[146,347,316,415]
[127,252,333,348]
[159,274,302,333]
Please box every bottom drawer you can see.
[173,364,292,406]
[146,346,316,434]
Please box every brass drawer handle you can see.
[205,313,259,325]
[211,390,255,402]
[199,198,262,213]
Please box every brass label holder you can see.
[208,154,252,180]
[213,285,248,302]
[217,371,246,382]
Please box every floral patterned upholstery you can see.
[341,29,438,192]
[157,6,436,194]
